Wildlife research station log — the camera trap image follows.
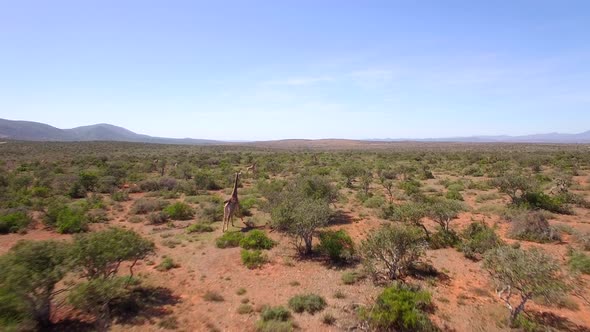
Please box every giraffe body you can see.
[223,172,243,232]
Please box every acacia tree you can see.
[483,246,567,325]
[69,228,155,330]
[389,202,430,239]
[340,164,362,188]
[0,240,72,328]
[360,225,427,281]
[491,173,535,204]
[427,199,466,232]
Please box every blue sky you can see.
[1,1,589,140]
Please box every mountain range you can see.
[1,118,589,144]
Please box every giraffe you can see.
[223,171,243,232]
[246,162,257,174]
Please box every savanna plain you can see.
[1,141,590,332]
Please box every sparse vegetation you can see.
[241,249,268,269]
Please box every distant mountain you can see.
[370,130,590,144]
[0,118,220,145]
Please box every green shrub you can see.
[445,190,463,201]
[523,192,572,214]
[0,210,31,234]
[240,197,258,210]
[111,191,130,202]
[568,250,590,274]
[163,202,194,220]
[508,211,560,243]
[56,207,88,234]
[147,211,170,224]
[216,232,245,248]
[361,283,434,331]
[429,228,461,249]
[241,250,268,269]
[240,230,275,250]
[130,198,168,214]
[364,195,386,209]
[260,305,292,322]
[460,222,503,260]
[341,271,365,285]
[200,203,224,222]
[255,320,294,332]
[288,294,327,314]
[156,257,179,271]
[318,230,355,262]
[187,223,214,233]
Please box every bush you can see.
[111,191,130,202]
[317,230,355,262]
[288,294,327,314]
[445,189,463,201]
[156,257,179,271]
[360,224,427,281]
[56,207,88,234]
[361,283,434,331]
[241,249,268,269]
[187,222,214,233]
[237,304,254,314]
[147,211,170,224]
[460,222,503,260]
[163,202,194,220]
[203,290,224,302]
[508,211,560,243]
[568,250,590,274]
[322,313,336,325]
[240,230,276,250]
[0,210,31,234]
[200,203,224,222]
[216,232,245,248]
[429,228,461,249]
[484,246,567,325]
[139,179,160,192]
[130,198,168,214]
[523,192,572,214]
[260,305,292,322]
[341,271,365,285]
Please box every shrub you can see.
[216,232,245,248]
[0,210,31,234]
[130,198,168,214]
[200,203,224,222]
[86,208,109,223]
[187,222,214,233]
[147,211,170,224]
[241,249,268,269]
[156,257,179,271]
[203,291,224,302]
[159,177,177,191]
[445,190,463,201]
[523,192,572,214]
[193,171,221,191]
[460,222,503,260]
[139,179,160,192]
[111,191,130,202]
[0,240,72,327]
[484,246,567,325]
[341,271,365,285]
[508,211,560,243]
[240,230,276,250]
[260,305,292,322]
[427,199,466,232]
[360,224,427,281]
[429,228,461,249]
[322,313,336,325]
[568,250,590,274]
[56,207,88,234]
[237,304,254,314]
[163,202,194,220]
[317,229,355,262]
[288,294,327,314]
[255,320,294,332]
[361,283,434,331]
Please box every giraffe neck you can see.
[231,173,239,199]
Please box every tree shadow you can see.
[44,320,95,332]
[329,210,354,225]
[528,311,590,332]
[408,262,451,285]
[110,286,182,326]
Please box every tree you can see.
[427,199,466,232]
[339,164,362,188]
[491,173,535,204]
[71,228,155,280]
[387,202,430,239]
[360,225,427,281]
[359,171,372,196]
[483,246,568,325]
[0,240,72,327]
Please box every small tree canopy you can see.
[0,240,72,327]
[427,199,466,232]
[483,246,568,324]
[71,228,155,280]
